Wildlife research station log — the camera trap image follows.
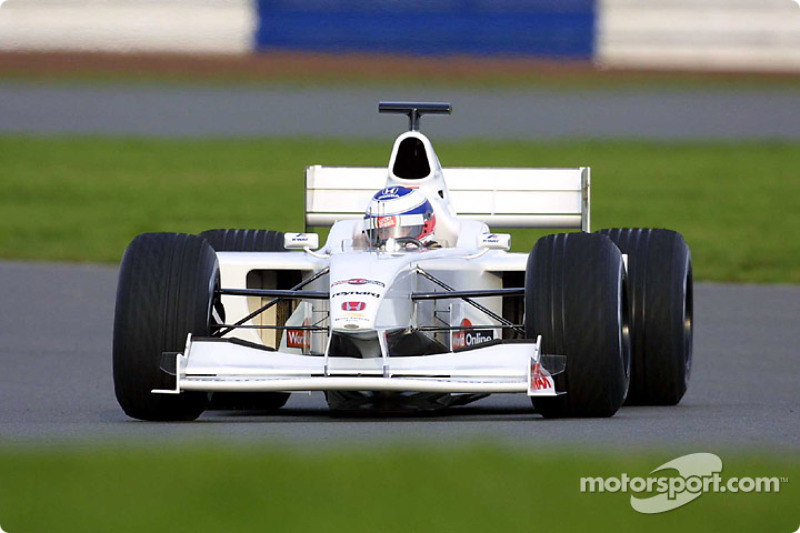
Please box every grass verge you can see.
[1,136,798,282]
[0,445,797,533]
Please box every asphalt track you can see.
[2,82,800,140]
[1,81,798,452]
[1,260,798,451]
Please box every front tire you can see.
[598,228,693,405]
[525,233,631,418]
[113,233,216,421]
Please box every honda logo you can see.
[342,301,366,312]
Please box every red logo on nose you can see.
[342,301,366,311]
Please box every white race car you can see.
[113,102,693,420]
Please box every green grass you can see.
[1,136,798,282]
[0,445,796,532]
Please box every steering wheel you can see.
[394,237,424,249]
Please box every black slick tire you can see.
[199,229,285,253]
[113,233,216,421]
[525,232,631,418]
[598,228,693,405]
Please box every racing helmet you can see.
[364,186,435,249]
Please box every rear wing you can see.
[305,166,591,231]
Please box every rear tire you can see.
[525,233,631,418]
[199,229,285,253]
[113,233,216,421]
[200,229,291,412]
[598,228,693,405]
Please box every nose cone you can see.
[329,280,384,331]
[328,251,415,332]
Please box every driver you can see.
[364,186,437,250]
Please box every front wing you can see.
[153,335,563,397]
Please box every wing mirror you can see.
[284,233,320,250]
[478,233,510,251]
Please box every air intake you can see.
[392,137,431,180]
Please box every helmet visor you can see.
[365,214,424,248]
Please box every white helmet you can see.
[364,187,435,249]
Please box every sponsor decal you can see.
[530,361,553,391]
[286,329,306,349]
[452,318,495,350]
[451,318,469,349]
[341,301,366,312]
[331,291,381,299]
[466,329,494,345]
[479,232,510,249]
[375,187,404,200]
[333,315,371,324]
[287,233,316,245]
[284,232,319,250]
[339,310,365,319]
[286,319,311,350]
[331,278,386,288]
[377,216,397,229]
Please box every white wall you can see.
[0,0,254,54]
[598,0,800,72]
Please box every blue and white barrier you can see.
[597,0,800,72]
[0,0,254,54]
[1,0,799,71]
[256,0,596,59]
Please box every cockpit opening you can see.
[392,137,431,180]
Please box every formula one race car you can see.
[113,102,693,421]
